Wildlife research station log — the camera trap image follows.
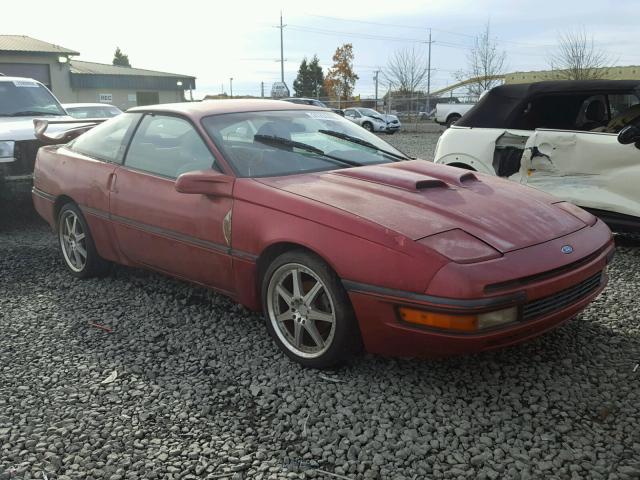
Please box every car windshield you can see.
[66,106,122,119]
[359,108,383,117]
[201,110,408,178]
[0,80,66,116]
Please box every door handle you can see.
[107,172,118,193]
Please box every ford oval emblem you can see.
[561,245,574,254]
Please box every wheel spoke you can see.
[72,249,83,268]
[303,281,323,306]
[65,216,72,235]
[75,244,87,259]
[291,268,303,298]
[75,232,85,241]
[294,321,303,347]
[72,215,78,235]
[276,310,293,323]
[305,321,325,348]
[308,310,334,324]
[276,285,293,307]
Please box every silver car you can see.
[343,107,401,134]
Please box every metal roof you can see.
[70,60,194,79]
[0,35,79,55]
[69,60,196,90]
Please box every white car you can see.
[62,103,122,119]
[434,101,475,127]
[343,107,401,134]
[433,80,640,232]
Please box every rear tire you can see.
[446,114,461,127]
[262,250,361,368]
[57,203,110,278]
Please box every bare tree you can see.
[549,29,613,80]
[457,21,506,97]
[383,46,429,94]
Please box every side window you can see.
[71,112,141,163]
[345,110,356,118]
[608,94,640,117]
[124,114,216,179]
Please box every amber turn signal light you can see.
[398,307,478,332]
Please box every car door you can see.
[109,113,235,293]
[60,113,142,258]
[518,129,640,219]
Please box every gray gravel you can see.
[1,199,640,480]
[380,129,444,161]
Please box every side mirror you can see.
[617,125,640,147]
[175,170,234,196]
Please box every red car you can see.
[32,100,614,368]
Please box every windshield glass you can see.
[201,110,407,178]
[66,106,122,119]
[0,80,66,116]
[359,108,383,117]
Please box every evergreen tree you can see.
[113,47,131,67]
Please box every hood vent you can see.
[332,167,448,192]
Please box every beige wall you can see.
[0,53,74,98]
[506,65,640,84]
[66,88,184,111]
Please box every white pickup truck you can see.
[434,102,475,127]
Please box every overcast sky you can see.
[8,0,640,98]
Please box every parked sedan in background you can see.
[33,100,613,368]
[62,103,122,119]
[282,97,344,116]
[434,80,640,232]
[344,107,401,134]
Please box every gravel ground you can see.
[380,131,443,161]
[1,199,640,480]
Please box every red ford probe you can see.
[32,100,615,368]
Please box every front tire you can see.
[57,203,109,278]
[362,122,373,132]
[262,250,360,368]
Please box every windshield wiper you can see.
[318,129,411,161]
[253,134,364,167]
[8,110,65,117]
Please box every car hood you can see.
[0,116,75,141]
[257,161,585,253]
[381,114,399,123]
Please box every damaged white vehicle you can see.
[434,80,640,232]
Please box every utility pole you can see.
[230,77,233,98]
[278,11,286,83]
[261,81,264,98]
[373,70,380,109]
[426,28,433,115]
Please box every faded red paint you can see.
[32,100,615,358]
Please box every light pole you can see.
[230,77,233,98]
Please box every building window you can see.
[136,91,160,106]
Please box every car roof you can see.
[457,80,640,129]
[62,103,121,109]
[129,99,327,119]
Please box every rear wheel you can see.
[446,114,461,127]
[262,250,360,368]
[57,203,109,278]
[362,122,373,132]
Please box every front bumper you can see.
[345,229,614,358]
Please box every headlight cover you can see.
[554,201,597,226]
[418,229,501,264]
[0,141,15,160]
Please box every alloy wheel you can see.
[59,209,88,272]
[267,263,337,359]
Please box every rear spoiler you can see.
[33,118,107,145]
